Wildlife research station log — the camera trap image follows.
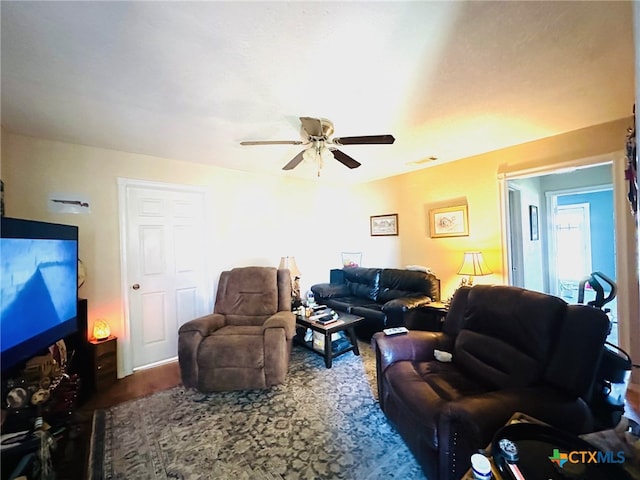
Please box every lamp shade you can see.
[93,319,111,340]
[279,256,301,278]
[457,252,492,276]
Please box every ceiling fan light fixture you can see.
[302,148,316,163]
[320,145,333,163]
[242,116,394,174]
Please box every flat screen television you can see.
[1,217,79,373]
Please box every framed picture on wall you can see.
[429,205,469,238]
[529,205,539,240]
[370,214,398,236]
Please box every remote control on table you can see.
[383,327,409,336]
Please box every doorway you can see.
[547,186,617,343]
[118,178,212,375]
[502,162,619,344]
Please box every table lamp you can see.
[457,251,492,287]
[93,318,111,341]
[279,256,302,307]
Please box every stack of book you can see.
[309,308,339,326]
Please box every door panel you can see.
[141,292,166,344]
[551,202,592,301]
[140,226,164,274]
[124,183,209,370]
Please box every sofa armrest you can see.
[178,313,226,336]
[311,282,350,299]
[381,297,444,330]
[178,313,225,388]
[372,330,449,372]
[382,296,432,312]
[263,311,296,339]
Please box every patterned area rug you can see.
[88,342,426,480]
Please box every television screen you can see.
[1,217,78,372]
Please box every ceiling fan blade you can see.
[332,149,361,169]
[332,134,395,146]
[300,117,324,137]
[240,140,303,146]
[282,150,305,170]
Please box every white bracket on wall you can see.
[48,193,91,214]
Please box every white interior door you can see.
[551,202,592,301]
[119,179,211,372]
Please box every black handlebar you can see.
[577,271,617,309]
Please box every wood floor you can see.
[59,362,639,479]
[81,361,182,411]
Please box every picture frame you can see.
[529,205,539,241]
[429,205,469,238]
[370,214,398,236]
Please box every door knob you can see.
[132,284,140,290]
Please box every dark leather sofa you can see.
[372,285,610,480]
[310,267,441,339]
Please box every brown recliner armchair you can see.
[372,285,610,480]
[178,266,296,392]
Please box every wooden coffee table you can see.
[294,311,364,368]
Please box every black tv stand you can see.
[0,298,91,479]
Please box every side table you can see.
[88,336,117,392]
[407,301,448,331]
[294,312,363,368]
[461,412,639,480]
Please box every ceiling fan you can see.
[240,117,395,175]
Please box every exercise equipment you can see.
[578,272,633,429]
[577,271,617,313]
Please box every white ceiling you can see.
[1,1,635,183]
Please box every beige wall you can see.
[368,117,632,299]
[2,116,636,378]
[0,131,399,373]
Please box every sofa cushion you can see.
[200,325,265,368]
[453,285,567,389]
[350,304,386,323]
[215,267,278,316]
[454,330,544,389]
[311,283,350,299]
[378,268,438,303]
[343,267,381,301]
[325,297,373,312]
[383,360,488,448]
[544,304,610,397]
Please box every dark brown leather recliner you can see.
[178,266,296,392]
[372,285,610,480]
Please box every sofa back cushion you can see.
[378,269,440,303]
[453,285,567,389]
[214,267,278,324]
[544,303,609,397]
[343,267,381,301]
